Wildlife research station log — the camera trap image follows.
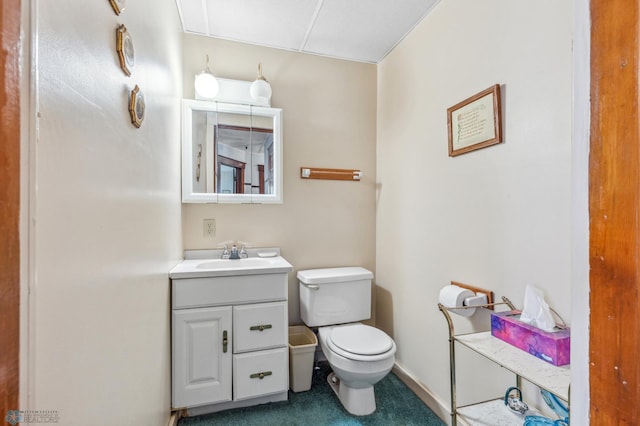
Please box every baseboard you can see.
[167,409,185,426]
[392,363,452,425]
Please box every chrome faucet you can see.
[229,245,240,259]
[223,244,248,260]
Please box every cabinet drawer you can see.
[233,302,287,353]
[233,348,288,401]
[172,273,287,309]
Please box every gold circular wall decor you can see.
[108,0,126,15]
[128,85,145,128]
[116,25,135,76]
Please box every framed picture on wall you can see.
[447,84,502,157]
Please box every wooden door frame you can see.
[589,0,640,423]
[217,156,246,194]
[1,0,22,417]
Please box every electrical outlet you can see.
[203,219,216,238]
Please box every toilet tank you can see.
[298,267,374,327]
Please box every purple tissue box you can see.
[490,310,570,366]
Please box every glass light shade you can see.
[250,63,272,103]
[249,78,272,102]
[194,71,219,99]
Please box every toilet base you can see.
[327,372,376,416]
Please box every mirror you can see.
[181,99,283,203]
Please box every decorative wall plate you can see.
[108,0,126,15]
[128,85,145,128]
[116,25,135,76]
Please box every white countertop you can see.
[169,248,293,279]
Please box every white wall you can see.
[376,0,574,417]
[29,1,183,424]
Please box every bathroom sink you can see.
[169,250,293,279]
[196,257,288,270]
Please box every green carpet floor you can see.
[178,362,445,426]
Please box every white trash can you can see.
[288,325,318,392]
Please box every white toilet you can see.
[298,267,396,416]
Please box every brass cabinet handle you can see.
[222,330,228,353]
[249,324,273,332]
[250,371,273,380]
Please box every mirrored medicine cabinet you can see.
[181,99,283,203]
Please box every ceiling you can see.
[175,0,441,64]
[218,126,271,154]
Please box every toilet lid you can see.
[329,324,393,356]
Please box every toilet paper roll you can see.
[439,285,476,317]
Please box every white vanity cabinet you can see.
[170,252,293,416]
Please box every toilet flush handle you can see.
[303,283,320,290]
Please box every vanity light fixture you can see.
[249,63,272,104]
[194,55,219,99]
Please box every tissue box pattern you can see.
[491,310,570,366]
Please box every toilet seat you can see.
[326,324,395,362]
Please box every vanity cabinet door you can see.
[172,306,232,409]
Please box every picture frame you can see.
[447,84,502,157]
[108,0,126,15]
[116,25,135,77]
[128,85,145,128]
